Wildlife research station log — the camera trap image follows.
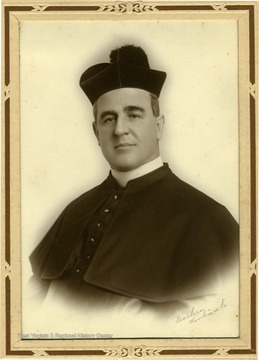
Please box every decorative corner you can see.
[31,5,48,12]
[32,350,49,356]
[249,259,256,277]
[98,2,158,15]
[249,82,256,99]
[4,84,10,102]
[213,348,230,356]
[103,346,160,357]
[5,261,11,279]
[211,4,227,11]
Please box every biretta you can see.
[79,45,167,104]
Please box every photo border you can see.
[2,1,257,358]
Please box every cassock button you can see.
[90,238,95,242]
[113,195,118,200]
[104,209,110,213]
[75,269,80,273]
[87,255,91,260]
[97,223,101,227]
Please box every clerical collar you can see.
[111,157,164,188]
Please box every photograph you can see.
[2,1,257,358]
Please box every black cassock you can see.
[30,164,238,303]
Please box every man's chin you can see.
[112,165,138,172]
[110,161,140,172]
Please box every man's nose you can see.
[114,117,129,136]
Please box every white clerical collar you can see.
[111,157,164,188]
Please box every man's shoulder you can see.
[67,178,109,209]
[158,170,238,238]
[163,171,230,214]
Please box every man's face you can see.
[93,88,164,172]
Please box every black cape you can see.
[30,164,239,303]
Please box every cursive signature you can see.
[175,298,227,325]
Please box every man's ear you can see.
[92,122,100,146]
[156,115,165,141]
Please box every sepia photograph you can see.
[2,1,257,358]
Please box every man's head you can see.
[80,45,166,172]
[92,88,164,172]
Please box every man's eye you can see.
[128,113,141,119]
[103,117,116,124]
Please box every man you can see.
[29,45,238,334]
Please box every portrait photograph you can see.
[1,1,257,359]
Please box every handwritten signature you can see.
[175,298,227,325]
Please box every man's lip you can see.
[114,144,136,148]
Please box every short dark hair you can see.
[93,92,160,122]
[150,93,160,117]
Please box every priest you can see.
[29,45,239,336]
